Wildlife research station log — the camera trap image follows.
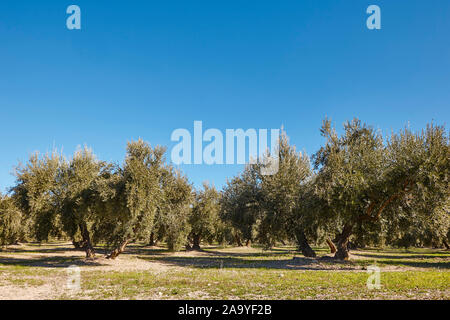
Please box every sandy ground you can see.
[0,243,172,299]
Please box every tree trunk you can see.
[192,234,201,250]
[245,239,252,247]
[295,231,316,258]
[443,240,450,250]
[106,239,129,259]
[79,222,95,259]
[235,234,243,247]
[326,238,337,254]
[149,232,155,246]
[334,223,353,260]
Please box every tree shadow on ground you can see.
[356,247,449,254]
[0,256,106,268]
[352,253,449,260]
[352,254,450,269]
[0,242,75,254]
[0,243,113,268]
[351,252,450,269]
[199,249,296,258]
[378,260,450,269]
[119,245,169,256]
[138,255,360,271]
[121,245,302,258]
[1,247,72,254]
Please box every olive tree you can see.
[189,182,220,250]
[220,165,261,246]
[58,147,110,258]
[0,193,23,247]
[313,119,449,260]
[256,130,314,255]
[156,166,193,251]
[103,140,166,259]
[12,151,65,242]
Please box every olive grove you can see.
[1,119,448,260]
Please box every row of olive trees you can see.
[3,140,199,258]
[220,119,449,260]
[1,119,448,260]
[0,140,227,258]
[0,193,23,247]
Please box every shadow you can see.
[351,252,450,269]
[0,243,111,268]
[1,247,73,254]
[138,255,359,271]
[376,259,450,269]
[0,256,106,268]
[119,245,169,256]
[202,249,295,258]
[352,253,449,260]
[1,242,75,254]
[353,247,449,255]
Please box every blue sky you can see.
[0,0,449,192]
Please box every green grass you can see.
[73,268,448,300]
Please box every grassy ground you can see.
[0,242,448,300]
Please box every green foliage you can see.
[313,118,386,228]
[385,199,449,248]
[157,167,193,251]
[220,165,260,244]
[256,130,312,247]
[312,118,449,253]
[0,193,23,246]
[100,140,167,249]
[12,151,65,241]
[214,219,236,245]
[58,147,108,240]
[189,182,221,247]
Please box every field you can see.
[0,242,448,300]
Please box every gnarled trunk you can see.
[79,222,95,259]
[192,234,201,250]
[245,239,252,247]
[106,239,129,259]
[326,238,337,254]
[295,230,316,258]
[334,223,353,260]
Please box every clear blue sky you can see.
[0,0,449,192]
